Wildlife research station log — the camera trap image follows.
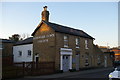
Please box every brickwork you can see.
[33,23,55,62]
[32,6,113,71]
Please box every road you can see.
[65,69,112,78]
[8,67,113,80]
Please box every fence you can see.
[2,61,55,79]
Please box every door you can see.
[36,57,39,68]
[63,55,70,72]
[76,54,80,70]
[36,57,39,63]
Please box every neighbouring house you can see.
[13,37,33,62]
[94,45,114,67]
[110,48,120,61]
[98,46,110,52]
[31,6,113,72]
[1,39,15,65]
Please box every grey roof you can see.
[32,20,94,39]
[1,39,15,43]
[14,37,33,46]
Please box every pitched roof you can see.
[14,37,33,46]
[1,39,15,43]
[32,20,94,39]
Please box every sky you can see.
[0,2,118,48]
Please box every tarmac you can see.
[24,67,114,79]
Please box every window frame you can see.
[27,50,32,56]
[18,51,22,57]
[85,40,89,49]
[85,53,89,66]
[97,57,101,65]
[76,38,80,48]
[64,35,69,47]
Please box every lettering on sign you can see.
[38,39,48,43]
[33,34,54,40]
[33,34,54,43]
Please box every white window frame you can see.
[85,57,89,66]
[28,50,32,56]
[76,38,80,48]
[18,51,22,57]
[85,52,89,66]
[64,35,68,47]
[85,40,88,49]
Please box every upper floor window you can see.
[85,40,88,49]
[28,50,32,56]
[18,51,22,56]
[76,38,80,48]
[64,35,68,47]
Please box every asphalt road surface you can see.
[7,68,113,80]
[65,69,112,78]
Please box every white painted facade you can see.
[13,44,33,62]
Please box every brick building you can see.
[32,6,113,72]
[110,48,120,61]
[1,39,15,65]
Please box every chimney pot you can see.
[41,6,49,22]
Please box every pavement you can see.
[24,67,114,79]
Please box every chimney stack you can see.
[41,6,49,22]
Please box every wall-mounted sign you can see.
[38,39,48,43]
[33,34,54,40]
[33,34,54,43]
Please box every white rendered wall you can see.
[13,44,33,62]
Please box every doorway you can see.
[62,55,70,72]
[36,57,39,63]
[76,54,80,70]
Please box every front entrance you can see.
[62,55,70,72]
[36,57,39,63]
[34,53,39,62]
[75,54,80,70]
[60,48,72,72]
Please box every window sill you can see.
[85,48,89,49]
[18,56,22,57]
[27,56,31,57]
[76,46,79,48]
[64,45,68,48]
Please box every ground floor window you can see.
[18,51,22,56]
[97,56,101,65]
[85,53,89,66]
[85,57,89,66]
